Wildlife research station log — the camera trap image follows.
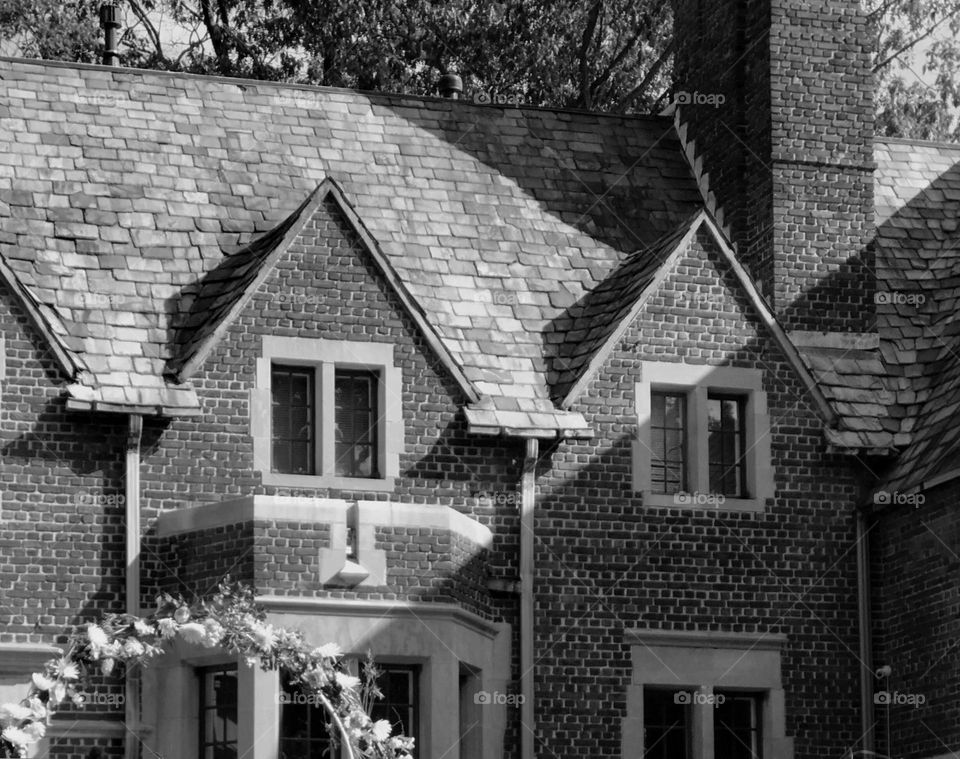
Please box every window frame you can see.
[197,663,239,759]
[714,690,764,759]
[252,337,402,490]
[270,363,318,476]
[633,362,773,512]
[707,393,748,498]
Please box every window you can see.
[253,337,402,488]
[366,664,419,754]
[708,395,747,497]
[643,688,690,759]
[714,692,763,759]
[335,369,380,478]
[651,392,687,494]
[633,363,773,511]
[279,676,333,759]
[272,365,316,475]
[198,664,238,759]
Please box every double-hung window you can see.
[635,363,773,511]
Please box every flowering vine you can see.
[0,582,413,759]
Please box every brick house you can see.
[1,0,958,757]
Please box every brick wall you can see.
[671,0,876,333]
[535,232,864,758]
[871,478,960,758]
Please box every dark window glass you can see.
[366,665,419,756]
[651,392,687,494]
[279,676,334,759]
[644,688,690,759]
[335,369,379,478]
[198,665,238,759]
[714,692,762,759]
[272,365,315,474]
[708,395,747,497]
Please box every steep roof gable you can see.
[168,178,479,402]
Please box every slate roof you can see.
[0,57,704,425]
[869,138,960,494]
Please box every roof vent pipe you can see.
[99,3,121,66]
[438,73,463,100]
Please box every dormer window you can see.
[634,363,774,512]
[252,337,402,490]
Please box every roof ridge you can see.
[0,55,672,124]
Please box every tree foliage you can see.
[0,0,959,135]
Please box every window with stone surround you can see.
[198,664,239,759]
[633,362,774,512]
[252,337,402,490]
[624,630,790,759]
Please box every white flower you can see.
[52,657,79,681]
[250,623,276,653]
[314,642,342,659]
[334,672,360,690]
[71,692,85,707]
[157,618,178,639]
[202,619,224,647]
[371,719,393,741]
[123,638,145,658]
[87,624,110,659]
[31,673,54,692]
[1,725,35,748]
[178,622,207,645]
[173,606,191,624]
[23,721,46,740]
[26,697,47,721]
[134,620,154,637]
[0,702,33,723]
[100,658,115,677]
[302,667,330,690]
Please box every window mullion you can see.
[321,362,335,477]
[692,386,709,496]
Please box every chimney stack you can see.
[671,0,876,335]
[438,73,463,100]
[99,3,121,67]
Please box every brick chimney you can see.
[671,0,876,334]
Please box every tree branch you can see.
[578,0,603,110]
[618,37,675,112]
[874,6,960,72]
[125,0,164,61]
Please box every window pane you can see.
[365,665,419,755]
[715,693,762,759]
[199,665,238,759]
[335,370,380,479]
[650,392,686,494]
[708,395,746,497]
[272,365,315,475]
[279,677,333,759]
[643,689,690,759]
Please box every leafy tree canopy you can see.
[0,0,958,139]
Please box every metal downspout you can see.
[856,506,875,756]
[125,415,143,759]
[520,438,538,759]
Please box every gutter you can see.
[125,415,143,759]
[519,439,538,759]
[856,506,875,756]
